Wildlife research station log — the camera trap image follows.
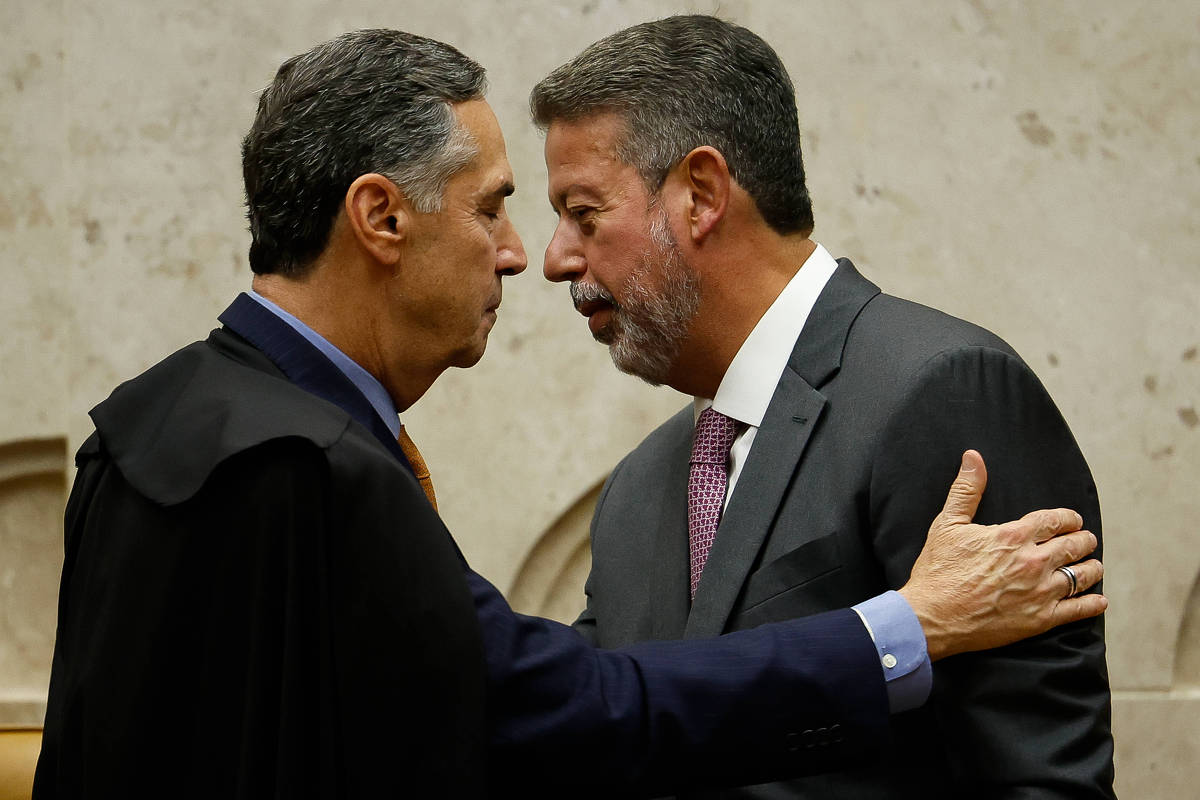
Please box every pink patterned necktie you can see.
[688,407,739,599]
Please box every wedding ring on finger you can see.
[1056,564,1079,599]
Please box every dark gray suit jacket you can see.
[577,260,1114,798]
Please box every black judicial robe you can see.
[35,326,488,798]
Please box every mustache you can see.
[570,281,617,310]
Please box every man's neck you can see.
[251,266,439,413]
[666,236,817,398]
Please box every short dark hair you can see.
[530,15,813,236]
[242,29,487,277]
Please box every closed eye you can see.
[479,202,505,223]
[569,206,596,224]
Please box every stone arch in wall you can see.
[1173,568,1200,689]
[0,437,67,726]
[506,478,606,625]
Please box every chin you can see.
[609,343,670,387]
[450,339,489,369]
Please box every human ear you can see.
[344,173,409,266]
[674,146,730,243]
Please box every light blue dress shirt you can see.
[248,290,401,439]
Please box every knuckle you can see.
[1021,509,1054,537]
[1020,549,1046,574]
[1080,559,1104,587]
[1079,594,1107,618]
[1062,532,1090,563]
[996,522,1025,546]
[1029,508,1082,539]
[1043,509,1067,533]
[1057,509,1082,532]
[1015,510,1041,531]
[1072,531,1097,557]
[1059,543,1078,565]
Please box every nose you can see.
[543,219,584,284]
[497,219,527,277]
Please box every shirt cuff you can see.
[852,590,932,714]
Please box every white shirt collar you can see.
[694,243,839,427]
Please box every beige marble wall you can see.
[2,1,1196,794]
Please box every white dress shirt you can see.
[694,243,840,503]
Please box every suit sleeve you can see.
[868,345,1114,798]
[471,570,890,798]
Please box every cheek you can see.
[588,239,638,292]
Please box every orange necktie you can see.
[397,425,438,512]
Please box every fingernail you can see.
[960,452,975,472]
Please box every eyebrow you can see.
[547,183,593,213]
[488,180,515,200]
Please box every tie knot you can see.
[691,407,738,466]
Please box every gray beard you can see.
[571,210,701,386]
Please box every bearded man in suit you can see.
[534,15,1114,799]
[34,25,1105,800]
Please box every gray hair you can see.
[242,29,487,277]
[530,15,813,236]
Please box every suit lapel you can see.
[787,260,881,389]
[683,260,880,638]
[685,379,826,638]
